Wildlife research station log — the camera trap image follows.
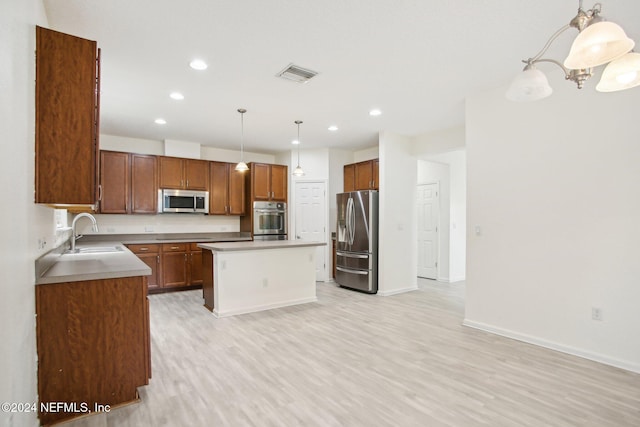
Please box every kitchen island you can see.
[199,240,326,318]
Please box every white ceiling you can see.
[42,0,640,154]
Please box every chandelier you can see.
[506,1,640,102]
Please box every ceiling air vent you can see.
[276,63,318,83]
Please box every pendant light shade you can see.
[564,21,634,69]
[235,108,249,172]
[292,120,305,177]
[596,52,640,92]
[505,66,553,102]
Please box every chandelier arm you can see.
[530,58,571,78]
[528,24,572,63]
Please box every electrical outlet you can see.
[591,307,603,321]
[144,225,154,232]
[262,278,268,288]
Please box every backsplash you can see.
[75,214,240,235]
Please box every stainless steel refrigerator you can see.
[335,190,378,293]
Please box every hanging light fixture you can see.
[235,108,249,172]
[292,120,305,177]
[506,1,638,102]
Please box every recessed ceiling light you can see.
[189,59,208,70]
[291,139,300,145]
[155,118,167,125]
[369,109,382,116]
[170,92,184,100]
[328,125,339,131]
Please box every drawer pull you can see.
[139,247,149,251]
[171,246,179,250]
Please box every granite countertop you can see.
[36,241,151,285]
[199,240,326,252]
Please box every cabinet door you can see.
[355,161,373,190]
[252,163,271,200]
[270,164,288,201]
[343,164,355,193]
[99,151,129,213]
[162,251,188,287]
[131,154,157,214]
[137,253,161,290]
[209,161,229,215]
[228,165,246,215]
[189,248,203,286]
[158,157,184,189]
[372,159,379,190]
[35,27,98,205]
[185,159,209,190]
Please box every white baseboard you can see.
[449,275,466,283]
[213,297,318,318]
[378,285,419,296]
[463,319,640,374]
[437,276,450,283]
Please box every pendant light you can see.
[292,120,305,177]
[235,108,249,172]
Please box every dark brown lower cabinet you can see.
[36,276,151,426]
[202,249,214,311]
[127,242,204,293]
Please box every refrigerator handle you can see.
[336,251,368,259]
[348,197,355,245]
[337,266,369,275]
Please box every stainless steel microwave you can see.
[158,189,209,214]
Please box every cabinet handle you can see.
[171,246,179,250]
[186,179,189,188]
[181,179,184,187]
[156,255,160,264]
[184,254,187,261]
[98,184,103,201]
[139,247,149,251]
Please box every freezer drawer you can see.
[336,266,377,294]
[336,251,371,270]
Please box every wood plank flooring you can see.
[61,279,640,427]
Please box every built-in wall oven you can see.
[253,201,287,240]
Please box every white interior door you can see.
[295,181,327,281]
[417,183,439,279]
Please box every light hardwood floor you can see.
[61,279,640,427]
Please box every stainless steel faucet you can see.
[70,213,99,252]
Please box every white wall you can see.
[328,148,354,233]
[1,1,51,426]
[378,132,417,295]
[101,134,276,164]
[76,214,240,235]
[413,126,465,155]
[465,81,640,373]
[353,146,379,162]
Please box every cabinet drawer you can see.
[162,243,188,252]
[127,244,160,254]
[190,242,203,251]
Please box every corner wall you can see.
[378,132,417,295]
[1,1,50,426]
[465,81,640,372]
